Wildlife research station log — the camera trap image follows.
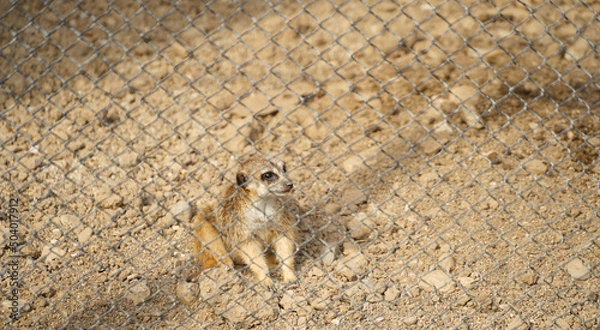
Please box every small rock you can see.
[417,137,442,156]
[77,227,93,244]
[524,159,548,177]
[456,295,471,306]
[127,281,151,305]
[336,252,369,281]
[309,297,327,311]
[279,291,297,310]
[51,228,62,239]
[439,255,456,273]
[453,85,483,128]
[346,214,375,241]
[519,271,539,286]
[321,248,336,265]
[384,285,401,302]
[41,245,66,263]
[322,203,342,216]
[457,276,478,289]
[419,270,455,293]
[176,281,196,305]
[222,304,249,324]
[117,151,140,168]
[344,283,367,301]
[507,316,528,330]
[58,214,79,230]
[342,155,363,174]
[403,316,418,325]
[419,172,439,186]
[340,185,367,206]
[565,258,589,280]
[555,318,571,329]
[484,150,501,164]
[100,195,124,209]
[170,200,192,221]
[432,122,455,144]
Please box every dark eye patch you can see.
[282,163,287,173]
[261,171,278,182]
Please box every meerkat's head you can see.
[235,154,293,200]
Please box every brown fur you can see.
[187,154,298,288]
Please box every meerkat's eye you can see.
[261,171,278,182]
[282,163,287,173]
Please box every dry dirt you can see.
[1,0,600,329]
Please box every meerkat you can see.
[187,154,299,289]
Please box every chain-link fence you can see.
[1,0,599,328]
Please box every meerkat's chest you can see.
[240,200,281,231]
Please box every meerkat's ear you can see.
[236,171,249,187]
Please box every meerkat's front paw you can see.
[282,271,297,284]
[260,277,277,292]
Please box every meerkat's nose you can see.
[286,182,294,190]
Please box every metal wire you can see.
[1,0,599,329]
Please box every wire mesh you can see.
[1,0,599,329]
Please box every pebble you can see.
[519,271,539,286]
[41,245,66,263]
[457,276,478,289]
[418,138,442,156]
[58,214,80,230]
[341,155,363,174]
[433,122,455,144]
[419,270,455,293]
[279,291,297,310]
[321,243,338,265]
[176,281,196,305]
[340,185,367,206]
[170,200,190,218]
[309,297,327,311]
[403,316,418,325]
[100,195,124,209]
[419,172,439,186]
[223,305,249,324]
[507,316,527,330]
[336,252,370,281]
[439,255,456,273]
[51,228,62,239]
[77,227,94,244]
[484,150,501,164]
[346,214,375,241]
[322,203,342,216]
[127,281,151,305]
[452,85,482,128]
[565,258,589,280]
[384,285,401,301]
[524,159,548,177]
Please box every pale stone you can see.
[127,281,151,305]
[419,270,455,293]
[77,227,93,244]
[336,252,369,281]
[524,159,548,176]
[384,285,401,302]
[176,280,196,305]
[58,214,79,230]
[347,214,374,241]
[565,258,589,280]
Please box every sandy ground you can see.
[1,0,599,328]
